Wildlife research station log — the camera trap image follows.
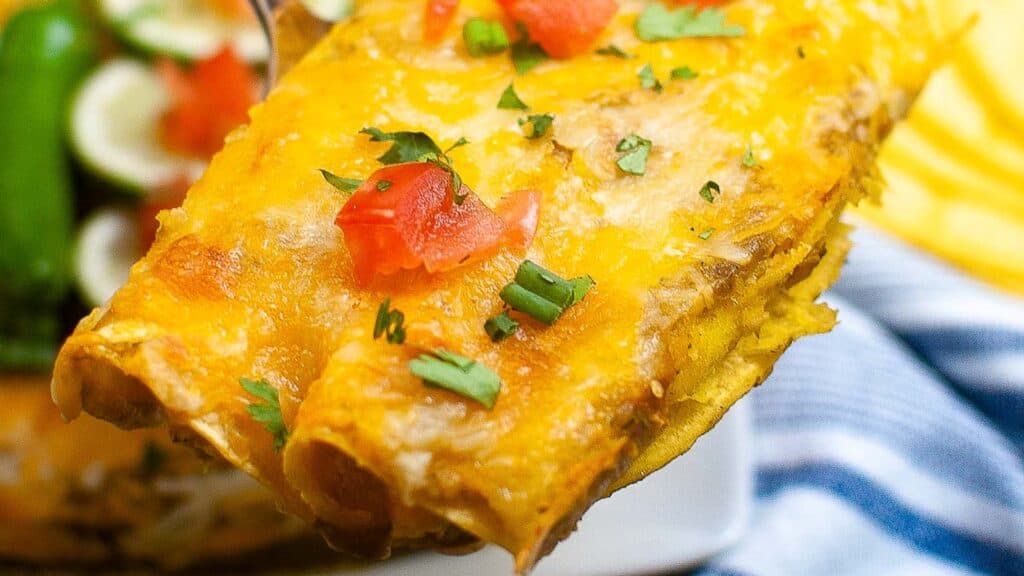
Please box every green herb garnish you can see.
[320,169,362,194]
[638,63,663,92]
[410,350,502,408]
[360,128,468,202]
[698,227,715,240]
[518,113,554,139]
[139,442,167,477]
[485,312,519,342]
[373,297,406,344]
[742,145,758,168]
[797,45,806,59]
[360,127,444,165]
[463,18,510,56]
[420,137,471,203]
[616,134,652,175]
[635,4,745,42]
[699,180,721,203]
[499,260,594,325]
[596,44,634,58]
[510,23,548,74]
[376,180,393,192]
[240,378,288,452]
[498,84,530,110]
[671,66,698,80]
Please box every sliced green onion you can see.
[485,311,519,342]
[463,18,509,57]
[410,350,501,408]
[514,260,575,309]
[571,275,596,305]
[500,283,563,325]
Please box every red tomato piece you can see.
[499,0,618,58]
[335,163,541,285]
[424,0,459,43]
[496,189,541,248]
[138,176,191,250]
[157,46,259,159]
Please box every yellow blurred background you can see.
[856,0,1024,294]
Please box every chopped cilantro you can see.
[616,134,652,175]
[518,113,554,139]
[671,66,698,80]
[596,44,634,58]
[463,18,510,56]
[319,169,362,194]
[635,4,745,42]
[742,145,759,168]
[797,45,806,59]
[446,137,470,153]
[360,128,468,203]
[240,378,288,452]
[510,23,548,74]
[638,63,663,92]
[410,350,502,408]
[498,84,530,111]
[373,297,406,344]
[698,227,715,240]
[376,180,393,192]
[360,127,444,165]
[699,180,721,203]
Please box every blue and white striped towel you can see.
[696,225,1024,576]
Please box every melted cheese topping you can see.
[53,0,943,570]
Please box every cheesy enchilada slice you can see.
[54,0,942,571]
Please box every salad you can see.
[0,0,350,372]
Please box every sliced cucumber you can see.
[70,58,206,193]
[301,0,354,22]
[75,207,140,307]
[100,0,268,63]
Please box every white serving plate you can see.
[314,400,753,576]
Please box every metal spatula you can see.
[249,0,335,90]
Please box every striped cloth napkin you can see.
[695,225,1024,576]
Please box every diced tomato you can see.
[496,190,541,247]
[499,0,618,58]
[138,176,191,250]
[424,0,459,43]
[335,163,541,285]
[157,46,259,159]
